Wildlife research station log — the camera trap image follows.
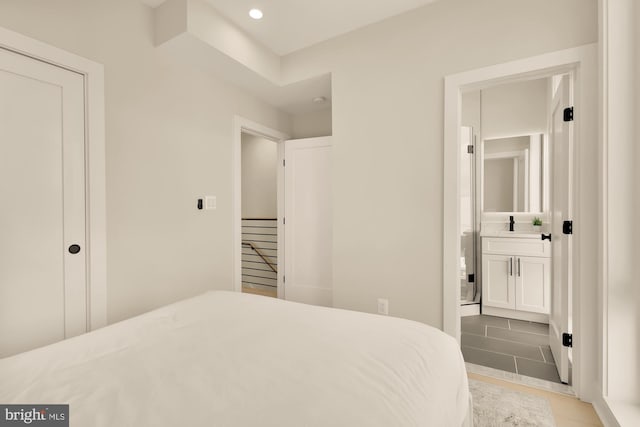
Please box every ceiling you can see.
[142,0,439,55]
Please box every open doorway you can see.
[233,117,288,300]
[443,46,598,399]
[240,132,281,298]
[458,76,571,387]
[233,117,333,306]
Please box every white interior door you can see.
[549,74,573,384]
[0,47,87,357]
[283,137,332,306]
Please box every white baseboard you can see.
[595,396,640,427]
[482,306,549,323]
[460,303,480,317]
[592,396,619,427]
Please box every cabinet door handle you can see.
[509,257,513,276]
[517,258,521,277]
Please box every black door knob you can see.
[541,234,552,241]
[68,244,81,254]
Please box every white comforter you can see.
[0,291,468,426]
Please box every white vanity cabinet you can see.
[481,236,551,321]
[515,256,550,313]
[482,254,516,309]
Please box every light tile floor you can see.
[461,314,563,384]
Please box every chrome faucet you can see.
[509,215,515,232]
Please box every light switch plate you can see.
[205,196,216,210]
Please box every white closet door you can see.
[0,47,87,357]
[284,137,332,307]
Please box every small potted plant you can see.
[532,217,543,231]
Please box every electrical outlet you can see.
[377,298,389,315]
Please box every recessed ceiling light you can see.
[249,8,263,20]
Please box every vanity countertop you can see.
[480,230,544,239]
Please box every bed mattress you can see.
[0,291,469,426]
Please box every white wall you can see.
[281,0,597,326]
[0,0,599,335]
[241,134,278,218]
[636,2,640,409]
[0,0,291,324]
[291,107,332,139]
[484,136,530,154]
[461,91,481,134]
[601,0,640,412]
[481,78,549,139]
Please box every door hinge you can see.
[468,274,475,283]
[562,220,573,235]
[283,217,286,225]
[467,145,474,154]
[563,107,574,122]
[562,333,573,348]
[283,159,286,167]
[283,275,285,283]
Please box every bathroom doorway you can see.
[458,76,569,387]
[443,46,598,398]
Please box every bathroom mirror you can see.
[482,134,546,213]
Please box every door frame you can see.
[443,44,597,400]
[232,116,289,299]
[0,26,107,331]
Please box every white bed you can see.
[0,291,470,426]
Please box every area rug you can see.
[469,379,556,427]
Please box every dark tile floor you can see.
[461,314,562,384]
